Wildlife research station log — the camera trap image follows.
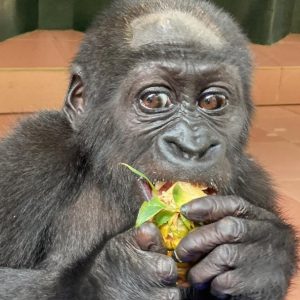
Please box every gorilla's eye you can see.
[140,92,172,110]
[198,94,227,111]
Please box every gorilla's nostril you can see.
[168,141,181,154]
[168,141,191,159]
[183,152,190,159]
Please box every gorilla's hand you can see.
[174,196,295,300]
[95,223,180,300]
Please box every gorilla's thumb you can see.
[134,222,167,254]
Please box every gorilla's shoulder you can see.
[0,111,77,165]
[14,110,71,137]
[235,153,277,211]
[1,111,72,147]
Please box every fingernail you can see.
[158,258,171,276]
[172,250,184,263]
[158,258,177,285]
[180,205,189,217]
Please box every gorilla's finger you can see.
[210,271,238,299]
[140,252,178,286]
[174,217,272,263]
[210,265,286,298]
[135,222,166,254]
[187,244,240,285]
[181,196,278,223]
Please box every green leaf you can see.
[180,214,195,231]
[120,163,155,191]
[172,183,186,207]
[151,196,167,207]
[154,210,174,227]
[135,197,167,227]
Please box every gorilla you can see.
[0,0,297,299]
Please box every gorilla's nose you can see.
[164,135,219,161]
[159,124,221,162]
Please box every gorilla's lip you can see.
[137,179,153,201]
[137,178,217,202]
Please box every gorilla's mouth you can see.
[137,179,217,201]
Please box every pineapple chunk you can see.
[121,164,209,287]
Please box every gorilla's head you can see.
[63,0,253,208]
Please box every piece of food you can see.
[122,164,209,287]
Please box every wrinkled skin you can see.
[0,0,297,299]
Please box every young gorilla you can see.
[0,0,297,299]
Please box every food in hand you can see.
[122,164,209,287]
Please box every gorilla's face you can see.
[113,58,247,196]
[98,11,248,196]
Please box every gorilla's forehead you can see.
[129,10,225,49]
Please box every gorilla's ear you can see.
[64,65,85,124]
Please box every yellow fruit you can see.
[160,213,190,250]
[152,181,207,287]
[121,163,209,288]
[158,181,207,207]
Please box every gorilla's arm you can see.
[0,236,116,300]
[0,113,178,299]
[0,269,55,300]
[0,259,99,300]
[0,226,178,300]
[0,112,83,268]
[0,112,101,299]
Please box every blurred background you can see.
[1,0,300,44]
[0,1,300,299]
